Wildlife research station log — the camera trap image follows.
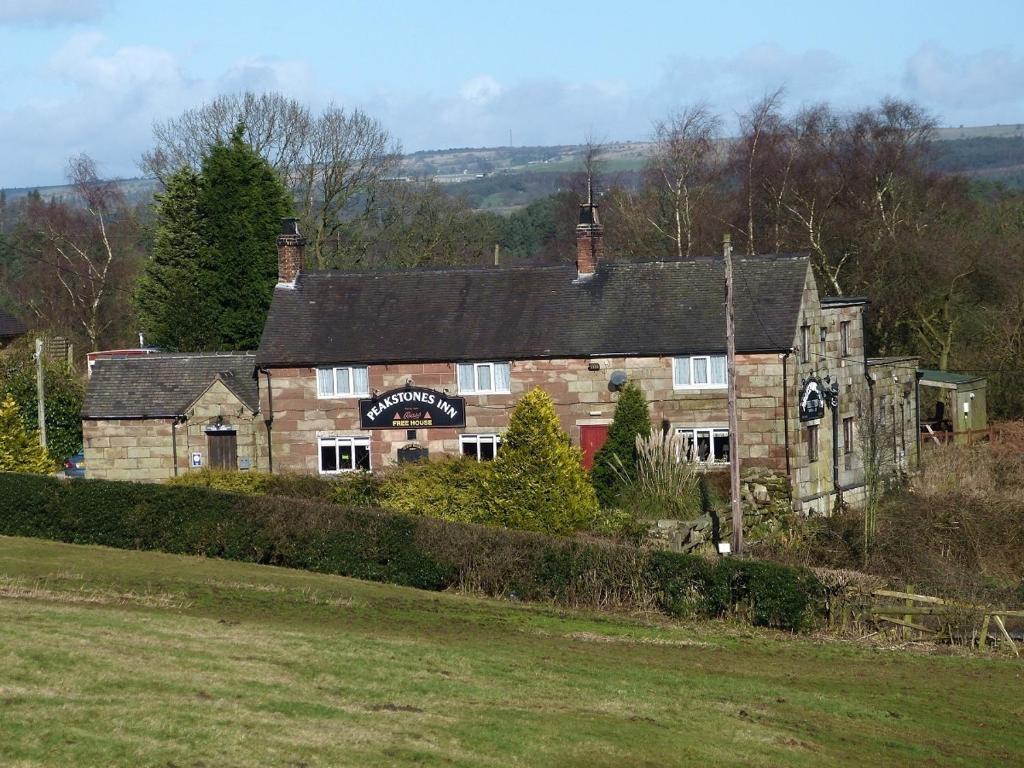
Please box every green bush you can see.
[0,337,84,462]
[488,388,599,534]
[380,458,493,524]
[649,550,822,631]
[0,471,824,631]
[167,468,272,494]
[590,383,652,507]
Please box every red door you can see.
[579,425,610,471]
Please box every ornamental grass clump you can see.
[487,388,599,534]
[614,431,702,520]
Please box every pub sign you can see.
[359,386,466,429]
[799,377,825,422]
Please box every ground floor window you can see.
[460,433,501,461]
[319,436,371,473]
[675,427,729,463]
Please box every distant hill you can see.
[4,124,1023,212]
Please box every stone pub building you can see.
[252,210,918,513]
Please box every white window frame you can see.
[318,436,371,474]
[672,355,727,390]
[316,365,369,399]
[840,320,851,358]
[459,433,502,461]
[674,426,730,464]
[457,361,511,395]
[800,325,811,364]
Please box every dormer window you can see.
[457,362,511,395]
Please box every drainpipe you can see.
[171,415,181,477]
[261,367,274,474]
[781,350,792,478]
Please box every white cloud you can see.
[904,43,1024,123]
[50,32,184,92]
[460,75,503,105]
[0,0,106,27]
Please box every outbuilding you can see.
[82,352,265,480]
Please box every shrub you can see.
[0,395,54,473]
[380,458,493,524]
[0,336,85,462]
[488,388,599,534]
[616,432,702,520]
[0,471,825,631]
[167,468,272,495]
[590,383,652,507]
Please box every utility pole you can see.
[724,235,742,555]
[34,338,47,449]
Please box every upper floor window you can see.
[800,325,811,363]
[317,365,369,398]
[673,355,726,389]
[457,362,511,394]
[840,321,851,358]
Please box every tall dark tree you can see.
[135,167,216,350]
[199,125,293,349]
[590,383,652,507]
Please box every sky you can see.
[1,0,1023,187]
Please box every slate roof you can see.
[256,256,811,367]
[917,368,984,386]
[0,308,26,340]
[83,353,259,419]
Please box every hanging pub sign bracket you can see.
[799,376,826,422]
[359,386,466,430]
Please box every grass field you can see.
[1,536,1021,767]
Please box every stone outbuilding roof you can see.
[0,308,26,341]
[256,256,811,367]
[83,352,259,419]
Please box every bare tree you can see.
[733,88,785,255]
[15,155,142,350]
[142,92,401,268]
[647,105,722,258]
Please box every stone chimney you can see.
[575,199,603,279]
[277,218,305,286]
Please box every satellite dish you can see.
[609,370,628,389]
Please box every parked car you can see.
[63,452,86,479]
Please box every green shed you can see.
[918,370,987,445]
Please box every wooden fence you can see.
[837,587,1022,654]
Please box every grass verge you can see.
[1,535,1022,767]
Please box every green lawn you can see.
[0,536,1021,767]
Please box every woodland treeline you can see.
[1,90,1022,417]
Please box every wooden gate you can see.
[207,430,238,470]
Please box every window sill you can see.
[458,390,512,397]
[672,385,728,392]
[316,394,368,400]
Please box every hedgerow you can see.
[0,472,824,630]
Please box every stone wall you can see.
[645,468,794,553]
[83,379,266,482]
[262,352,795,476]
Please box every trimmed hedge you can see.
[0,472,824,631]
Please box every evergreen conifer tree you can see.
[136,124,292,351]
[0,394,54,473]
[199,124,292,350]
[488,388,598,534]
[136,167,217,350]
[590,382,652,507]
